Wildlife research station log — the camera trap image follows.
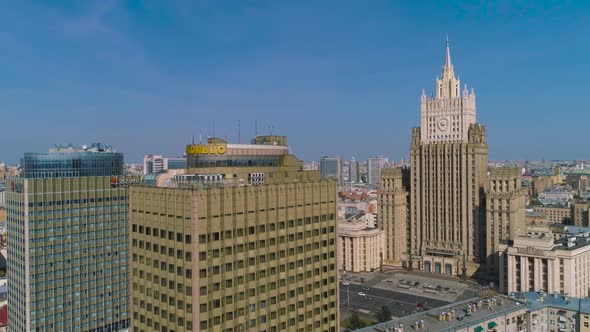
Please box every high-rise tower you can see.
[409,38,488,277]
[130,136,339,332]
[7,144,134,331]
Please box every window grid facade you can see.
[130,179,339,332]
[7,176,133,331]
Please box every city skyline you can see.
[2,2,590,162]
[3,3,590,330]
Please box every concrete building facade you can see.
[499,225,590,298]
[484,167,526,275]
[409,38,488,277]
[378,167,410,266]
[143,155,187,175]
[337,220,383,272]
[130,136,339,332]
[572,201,590,227]
[532,205,571,224]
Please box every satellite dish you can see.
[82,145,88,150]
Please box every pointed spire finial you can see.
[444,35,452,68]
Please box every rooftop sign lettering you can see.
[186,144,226,156]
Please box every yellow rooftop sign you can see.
[185,144,226,156]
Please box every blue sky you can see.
[1,0,589,164]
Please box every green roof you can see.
[474,327,484,332]
[488,321,497,328]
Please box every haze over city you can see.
[2,1,590,163]
[5,2,590,332]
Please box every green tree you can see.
[374,305,392,323]
[345,313,366,330]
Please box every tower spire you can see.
[444,35,451,68]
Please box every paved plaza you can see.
[339,268,480,320]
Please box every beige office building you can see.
[571,201,590,226]
[409,38,488,276]
[337,219,383,272]
[484,167,526,275]
[130,136,339,332]
[499,225,590,298]
[378,167,409,266]
[532,205,571,224]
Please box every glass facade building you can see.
[22,149,123,179]
[6,145,132,332]
[187,154,281,168]
[320,156,341,184]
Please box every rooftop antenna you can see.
[199,130,203,144]
[255,120,258,137]
[192,134,195,145]
[238,120,241,144]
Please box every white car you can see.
[342,282,350,286]
[358,292,366,296]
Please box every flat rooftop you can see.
[356,296,525,332]
[517,292,590,314]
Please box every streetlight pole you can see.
[347,284,350,310]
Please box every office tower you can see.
[341,160,350,184]
[378,167,410,266]
[130,136,339,332]
[484,167,525,275]
[367,157,384,186]
[409,38,488,277]
[349,158,359,183]
[6,143,133,331]
[320,156,341,184]
[143,155,187,175]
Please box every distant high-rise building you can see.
[341,160,350,183]
[320,156,341,184]
[349,158,360,183]
[7,143,133,331]
[409,38,488,277]
[0,181,5,208]
[367,157,384,186]
[130,136,339,332]
[143,154,187,175]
